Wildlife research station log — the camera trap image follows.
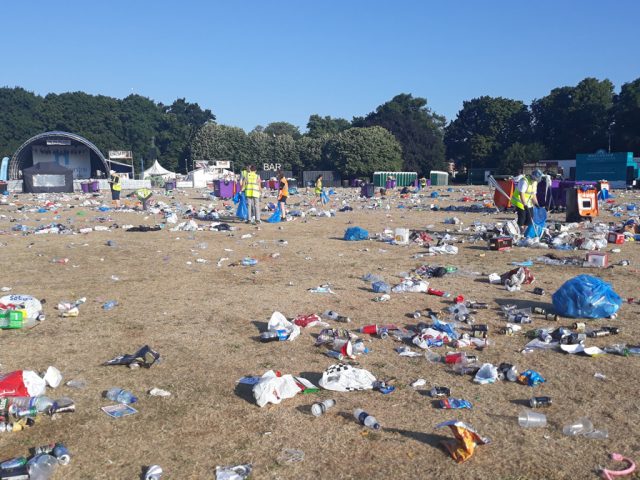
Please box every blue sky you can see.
[1,0,638,132]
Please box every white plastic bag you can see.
[267,311,300,341]
[0,294,43,322]
[318,364,376,392]
[252,370,301,407]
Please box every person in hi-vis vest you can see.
[244,165,261,224]
[109,170,122,208]
[510,169,542,233]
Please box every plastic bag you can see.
[321,190,330,205]
[525,207,547,238]
[552,275,622,319]
[235,192,248,221]
[0,370,47,397]
[267,208,282,223]
[252,370,302,407]
[267,311,300,341]
[344,227,369,241]
[318,363,376,392]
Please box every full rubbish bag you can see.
[267,208,282,223]
[344,227,369,241]
[235,192,248,221]
[552,275,622,319]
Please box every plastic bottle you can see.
[27,454,58,480]
[353,408,381,430]
[311,399,336,416]
[0,456,27,469]
[445,266,458,273]
[259,330,289,342]
[322,310,351,323]
[105,388,138,404]
[7,396,55,413]
[351,340,370,355]
[102,300,118,311]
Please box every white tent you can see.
[143,160,176,179]
[186,166,234,188]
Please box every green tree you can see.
[324,126,402,177]
[0,87,43,156]
[297,135,331,170]
[305,114,350,138]
[532,78,614,158]
[497,142,548,175]
[353,93,446,174]
[264,121,301,140]
[158,98,215,172]
[612,77,640,153]
[191,124,250,169]
[445,96,532,171]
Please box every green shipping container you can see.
[373,171,417,187]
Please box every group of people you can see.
[239,167,307,224]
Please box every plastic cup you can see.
[562,417,594,436]
[518,409,547,428]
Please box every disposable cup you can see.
[518,409,547,428]
[562,417,594,436]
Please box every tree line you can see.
[0,76,638,178]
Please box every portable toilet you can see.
[430,171,449,186]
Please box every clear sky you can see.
[1,0,638,132]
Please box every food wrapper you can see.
[436,420,490,463]
[517,369,545,386]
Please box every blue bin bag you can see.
[235,192,248,221]
[431,191,439,198]
[344,226,369,241]
[552,275,622,319]
[525,206,547,238]
[267,208,282,223]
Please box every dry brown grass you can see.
[0,186,639,479]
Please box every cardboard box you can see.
[607,232,624,244]
[488,236,512,251]
[585,251,609,268]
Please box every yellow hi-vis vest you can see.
[511,177,537,210]
[245,172,260,198]
[240,169,248,191]
[111,174,121,191]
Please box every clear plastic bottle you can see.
[7,396,55,413]
[353,408,381,430]
[351,340,369,355]
[27,454,58,480]
[102,300,118,311]
[105,388,138,404]
[311,399,336,416]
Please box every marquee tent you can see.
[142,160,176,180]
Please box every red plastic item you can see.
[360,325,379,335]
[293,314,321,327]
[428,288,446,297]
[444,352,464,364]
[0,371,31,397]
[454,295,464,304]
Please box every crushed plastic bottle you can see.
[105,388,138,404]
[102,300,118,311]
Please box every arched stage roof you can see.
[10,131,109,179]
